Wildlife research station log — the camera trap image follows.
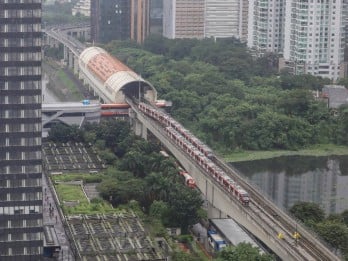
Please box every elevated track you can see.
[44,26,342,261]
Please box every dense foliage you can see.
[216,243,274,261]
[103,36,348,152]
[47,121,203,232]
[43,1,89,26]
[289,202,348,257]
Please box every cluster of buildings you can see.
[73,0,348,81]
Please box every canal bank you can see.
[223,144,348,163]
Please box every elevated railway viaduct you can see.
[44,25,341,261]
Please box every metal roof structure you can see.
[79,46,157,103]
[210,218,263,251]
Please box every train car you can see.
[235,186,250,206]
[180,170,196,189]
[147,105,251,207]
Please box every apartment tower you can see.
[0,0,43,260]
[163,0,205,39]
[205,0,248,40]
[283,0,346,80]
[248,0,347,80]
[247,0,286,55]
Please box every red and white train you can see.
[179,168,196,189]
[160,151,196,189]
[138,103,213,158]
[139,102,249,206]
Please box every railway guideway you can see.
[127,100,340,261]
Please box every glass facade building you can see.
[91,0,131,43]
[0,0,43,260]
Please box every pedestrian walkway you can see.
[42,173,75,260]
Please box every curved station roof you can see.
[79,47,157,103]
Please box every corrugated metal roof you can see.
[210,218,261,249]
[79,47,157,103]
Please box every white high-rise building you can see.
[283,0,346,80]
[204,0,245,40]
[248,0,347,81]
[247,0,286,54]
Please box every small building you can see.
[322,85,348,109]
[72,0,91,17]
[209,218,264,252]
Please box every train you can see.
[178,167,196,189]
[160,151,196,189]
[138,103,213,158]
[138,102,250,206]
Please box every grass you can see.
[51,173,104,183]
[55,183,89,204]
[52,174,120,215]
[56,70,84,100]
[222,144,348,162]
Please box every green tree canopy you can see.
[315,221,348,252]
[216,243,274,261]
[289,202,325,224]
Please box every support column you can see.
[68,51,74,69]
[134,118,147,140]
[63,46,68,65]
[73,55,79,75]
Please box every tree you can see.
[166,185,203,232]
[144,173,172,203]
[289,202,325,224]
[149,200,169,220]
[216,243,274,261]
[97,178,145,206]
[335,106,348,145]
[48,123,83,143]
[315,221,348,252]
[341,210,348,226]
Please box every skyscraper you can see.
[248,0,347,81]
[131,0,150,43]
[0,0,43,260]
[163,0,205,39]
[204,0,246,40]
[283,0,346,80]
[247,0,286,55]
[91,0,131,43]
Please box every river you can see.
[233,155,348,215]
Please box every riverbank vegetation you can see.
[102,36,348,159]
[224,144,348,162]
[290,202,348,259]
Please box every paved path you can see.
[43,173,75,260]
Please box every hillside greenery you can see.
[102,36,348,154]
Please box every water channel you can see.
[233,155,348,215]
[42,73,60,103]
